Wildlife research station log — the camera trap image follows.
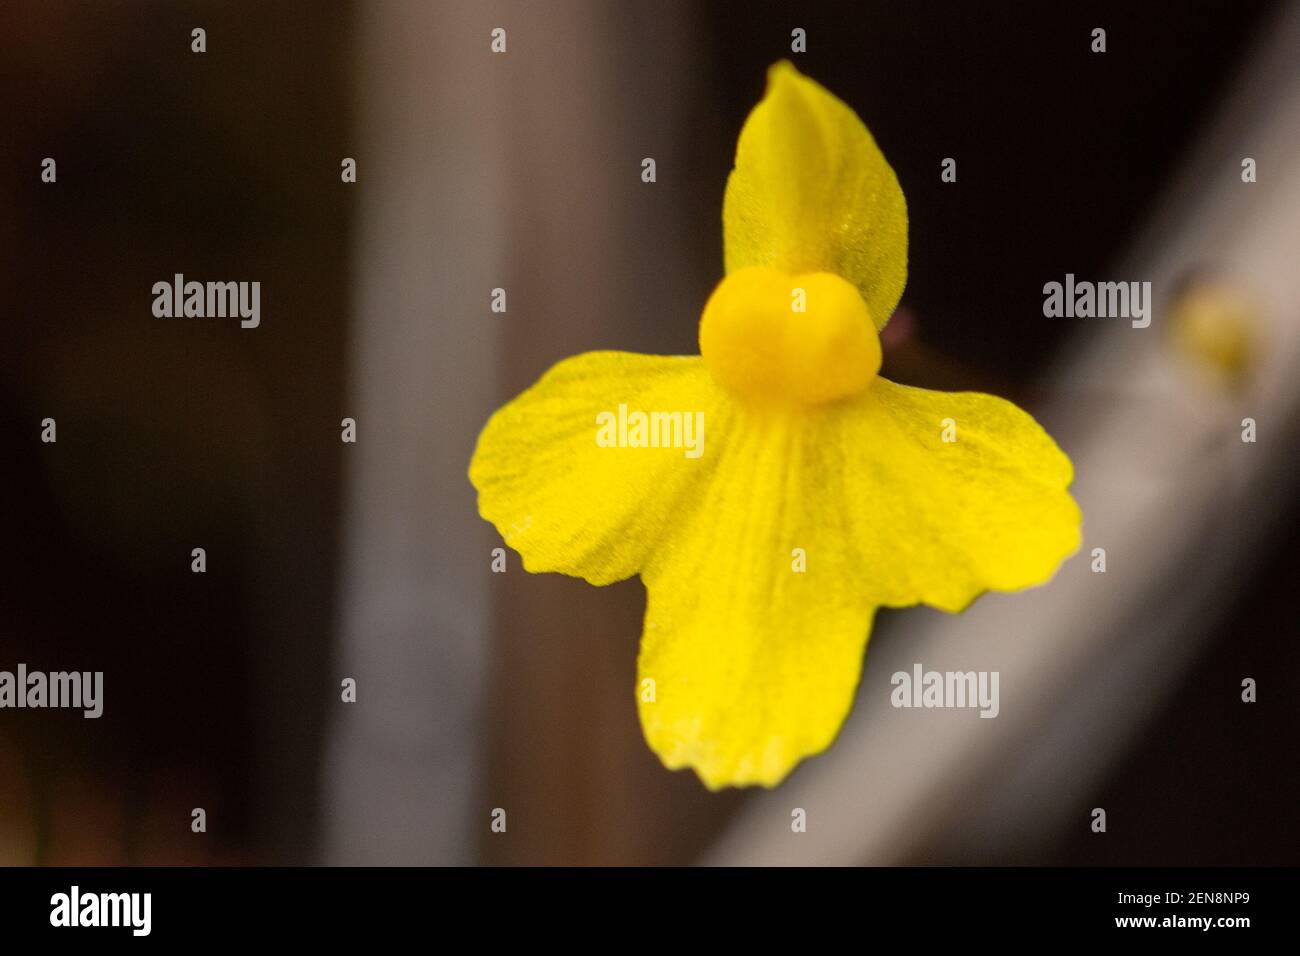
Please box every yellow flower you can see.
[469,62,1081,790]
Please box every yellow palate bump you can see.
[699,266,881,405]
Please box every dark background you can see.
[1,0,1294,865]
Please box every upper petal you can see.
[469,351,721,585]
[723,61,908,330]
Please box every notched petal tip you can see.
[763,58,803,95]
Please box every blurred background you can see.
[1,0,1297,866]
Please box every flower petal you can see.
[636,379,1079,788]
[637,403,878,789]
[723,61,908,330]
[833,378,1082,612]
[469,351,720,585]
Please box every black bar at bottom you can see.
[0,866,1283,941]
